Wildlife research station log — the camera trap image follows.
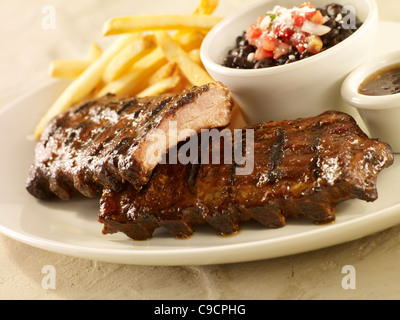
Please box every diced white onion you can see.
[301,20,331,36]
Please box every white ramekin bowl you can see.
[341,50,400,153]
[201,0,379,124]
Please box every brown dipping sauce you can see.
[359,63,400,96]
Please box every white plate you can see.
[1,22,400,266]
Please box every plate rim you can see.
[1,196,400,265]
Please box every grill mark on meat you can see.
[187,163,200,192]
[113,137,132,153]
[151,97,173,116]
[98,111,394,240]
[133,108,142,119]
[75,122,91,130]
[88,99,159,191]
[97,134,115,151]
[310,133,321,180]
[65,132,76,146]
[175,84,208,108]
[268,128,286,183]
[117,99,137,115]
[74,100,97,114]
[26,82,233,200]
[228,165,236,186]
[175,91,196,107]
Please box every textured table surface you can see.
[1,0,399,300]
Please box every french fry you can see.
[194,0,219,14]
[147,61,177,86]
[102,33,157,83]
[154,31,213,86]
[50,43,103,79]
[137,75,181,98]
[34,33,138,139]
[172,31,205,52]
[86,42,103,61]
[103,14,222,36]
[96,47,167,98]
[172,0,217,61]
[49,60,91,79]
[188,49,201,66]
[36,0,221,139]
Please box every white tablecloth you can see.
[1,0,400,300]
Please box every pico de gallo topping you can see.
[246,2,329,60]
[223,3,362,69]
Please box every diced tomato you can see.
[292,11,315,26]
[293,14,306,26]
[293,11,316,27]
[304,11,316,20]
[246,24,262,40]
[309,10,324,24]
[294,3,316,26]
[255,48,274,60]
[273,42,291,59]
[260,34,278,51]
[291,32,307,54]
[296,45,305,54]
[273,24,295,42]
[264,49,274,59]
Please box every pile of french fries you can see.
[34,0,221,139]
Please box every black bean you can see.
[289,47,299,56]
[243,60,256,69]
[300,51,314,60]
[236,36,244,47]
[338,32,348,42]
[321,28,339,45]
[255,58,276,69]
[323,18,337,29]
[239,46,255,57]
[343,28,354,36]
[326,3,343,18]
[222,56,235,68]
[229,48,240,56]
[238,39,247,47]
[276,55,289,65]
[330,37,340,47]
[233,56,247,66]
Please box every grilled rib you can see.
[26,82,233,200]
[99,111,394,240]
